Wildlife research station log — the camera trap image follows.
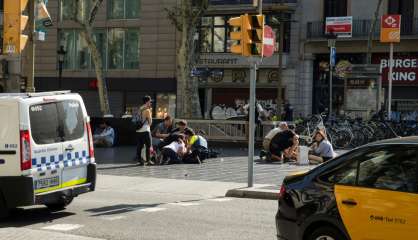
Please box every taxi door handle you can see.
[342,199,357,206]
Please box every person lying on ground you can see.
[160,134,187,165]
[157,120,188,149]
[308,129,336,164]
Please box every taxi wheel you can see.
[307,226,346,240]
[46,196,74,212]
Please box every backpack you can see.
[132,108,146,130]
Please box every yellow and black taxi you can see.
[276,137,418,240]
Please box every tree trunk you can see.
[366,0,383,64]
[176,2,202,119]
[80,26,111,116]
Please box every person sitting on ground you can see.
[284,134,299,161]
[308,129,336,164]
[269,129,298,162]
[158,120,188,149]
[160,134,187,165]
[183,128,208,164]
[93,120,115,147]
[152,115,173,148]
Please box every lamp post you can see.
[57,46,66,89]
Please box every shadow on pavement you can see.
[0,207,75,227]
[85,203,162,217]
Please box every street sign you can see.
[325,16,353,38]
[330,47,336,67]
[380,15,401,43]
[263,25,275,58]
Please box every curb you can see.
[225,186,279,200]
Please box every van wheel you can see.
[46,196,74,211]
[307,226,347,240]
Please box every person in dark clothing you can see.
[283,101,294,121]
[183,128,208,164]
[134,96,153,165]
[269,130,298,162]
[157,120,188,150]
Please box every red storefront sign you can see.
[372,53,418,85]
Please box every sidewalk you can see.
[95,146,317,200]
[95,146,313,185]
[0,228,104,240]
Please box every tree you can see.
[166,0,208,119]
[72,0,111,116]
[366,0,383,64]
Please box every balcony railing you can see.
[209,0,297,5]
[307,17,418,39]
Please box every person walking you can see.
[134,96,153,165]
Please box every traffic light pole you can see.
[247,0,263,188]
[26,0,36,92]
[248,59,257,188]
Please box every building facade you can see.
[28,0,178,118]
[3,0,414,120]
[197,0,306,119]
[301,0,418,120]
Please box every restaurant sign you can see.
[373,53,418,85]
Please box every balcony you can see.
[307,17,418,39]
[209,0,297,4]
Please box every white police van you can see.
[0,91,96,216]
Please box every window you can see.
[357,147,417,193]
[265,15,291,53]
[324,0,347,18]
[59,30,76,69]
[199,15,291,53]
[60,0,92,22]
[156,94,176,119]
[125,29,140,69]
[108,28,140,69]
[108,29,125,69]
[318,148,375,185]
[58,28,139,70]
[30,101,85,144]
[76,33,90,69]
[320,162,357,185]
[30,103,61,144]
[93,30,107,69]
[108,0,140,19]
[58,101,85,141]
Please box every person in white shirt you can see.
[93,120,115,147]
[160,134,186,165]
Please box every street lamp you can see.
[57,45,66,88]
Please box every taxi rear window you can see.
[30,100,84,144]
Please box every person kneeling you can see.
[308,129,336,164]
[183,129,208,164]
[160,135,186,165]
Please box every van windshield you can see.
[30,100,84,145]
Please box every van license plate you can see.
[35,176,60,189]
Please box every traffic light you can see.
[228,14,251,56]
[3,0,29,54]
[228,14,264,57]
[250,15,264,56]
